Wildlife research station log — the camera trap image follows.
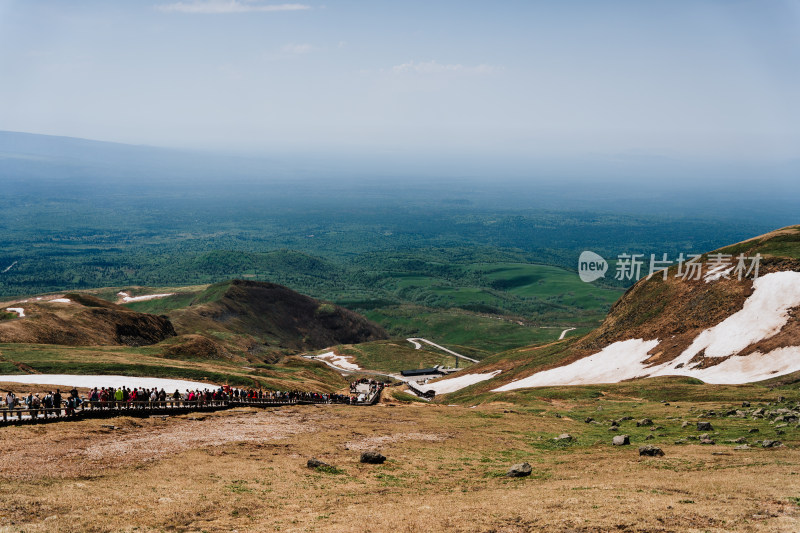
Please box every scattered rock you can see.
[748,428,759,434]
[637,419,653,427]
[681,421,690,428]
[506,462,532,478]
[307,458,330,469]
[697,421,713,431]
[554,433,573,442]
[734,444,751,450]
[360,451,386,464]
[700,438,715,445]
[674,439,687,444]
[742,401,750,407]
[608,426,619,432]
[638,445,664,457]
[612,435,630,446]
[731,437,747,444]
[644,434,654,441]
[584,417,594,423]
[554,413,562,418]
[762,440,782,448]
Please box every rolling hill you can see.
[0,293,175,346]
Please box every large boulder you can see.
[506,462,532,478]
[612,435,630,446]
[360,451,386,464]
[638,445,665,457]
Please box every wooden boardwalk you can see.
[0,388,383,427]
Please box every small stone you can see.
[608,426,619,432]
[506,462,532,477]
[584,417,594,423]
[638,445,664,457]
[307,458,330,469]
[360,451,386,464]
[734,444,751,450]
[748,428,759,434]
[697,421,713,431]
[637,419,653,427]
[731,437,747,444]
[762,440,782,448]
[554,413,562,418]
[674,439,687,444]
[742,401,750,407]
[612,435,630,446]
[645,434,654,440]
[554,433,573,442]
[699,438,715,445]
[681,421,690,428]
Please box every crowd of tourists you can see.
[1,382,384,417]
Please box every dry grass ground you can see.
[1,397,799,532]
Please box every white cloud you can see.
[156,1,311,14]
[281,43,314,54]
[391,60,500,75]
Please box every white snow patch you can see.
[2,261,17,274]
[662,346,800,384]
[313,351,361,371]
[6,307,25,318]
[119,292,175,303]
[673,271,800,360]
[0,374,218,391]
[420,370,502,395]
[49,298,71,303]
[493,339,659,390]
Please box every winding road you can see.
[405,338,479,363]
[559,327,576,340]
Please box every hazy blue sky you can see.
[1,0,799,162]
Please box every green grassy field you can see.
[469,262,623,311]
[364,306,563,359]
